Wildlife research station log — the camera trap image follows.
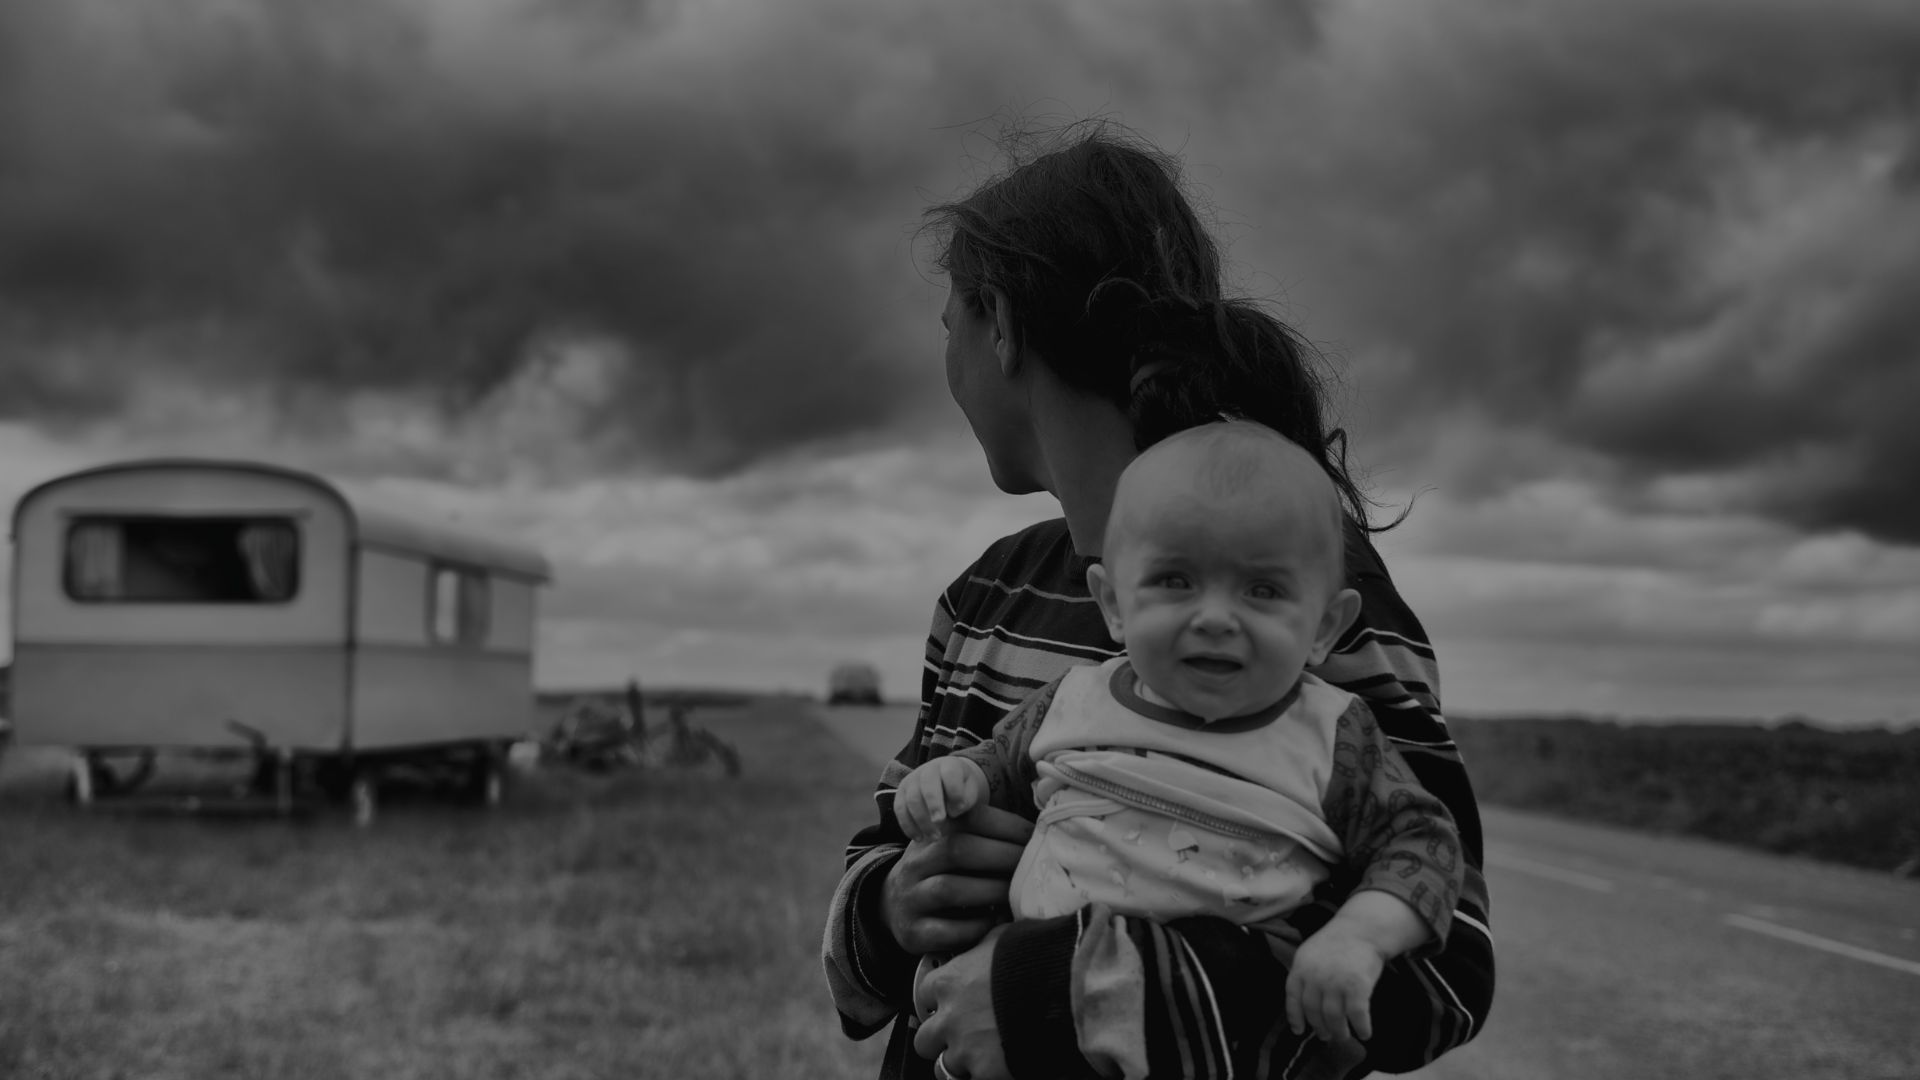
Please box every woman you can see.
[823,124,1494,1080]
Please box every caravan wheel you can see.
[349,775,377,828]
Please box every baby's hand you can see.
[1285,924,1388,1046]
[892,757,989,841]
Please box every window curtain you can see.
[457,572,490,643]
[67,523,124,598]
[236,523,298,601]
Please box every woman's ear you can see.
[1309,587,1363,666]
[980,285,1019,377]
[1086,562,1127,645]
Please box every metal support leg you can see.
[275,749,295,817]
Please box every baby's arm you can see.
[1291,696,1468,1045]
[893,757,989,840]
[1286,888,1430,1043]
[891,678,1057,841]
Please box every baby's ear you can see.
[1085,563,1127,644]
[1309,587,1362,666]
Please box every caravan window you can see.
[63,517,301,603]
[429,566,490,646]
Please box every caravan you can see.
[6,458,551,823]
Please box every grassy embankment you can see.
[0,694,889,1080]
[1452,715,1920,874]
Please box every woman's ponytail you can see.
[1124,298,1389,531]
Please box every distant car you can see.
[827,662,883,706]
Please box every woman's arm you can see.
[1318,524,1495,1072]
[824,769,921,1036]
[1319,521,1485,864]
[824,594,959,1035]
[823,590,1038,1042]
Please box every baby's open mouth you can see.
[1182,657,1243,675]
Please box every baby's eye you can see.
[1152,573,1192,590]
[1248,582,1283,601]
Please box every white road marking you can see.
[1487,850,1616,893]
[1724,914,1920,978]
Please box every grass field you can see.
[1451,715,1920,874]
[0,698,890,1080]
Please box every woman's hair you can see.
[922,120,1389,531]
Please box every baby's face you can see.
[1096,435,1348,722]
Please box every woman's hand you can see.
[913,924,1011,1080]
[882,803,1033,955]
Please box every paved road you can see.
[814,705,1920,1080]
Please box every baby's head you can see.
[1087,420,1362,722]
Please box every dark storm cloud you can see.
[0,0,1333,476]
[1240,0,1920,542]
[5,0,1918,547]
[0,0,1353,478]
[0,0,951,475]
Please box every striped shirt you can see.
[823,516,1495,1079]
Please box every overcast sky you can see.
[3,0,1918,725]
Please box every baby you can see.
[895,420,1463,1058]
